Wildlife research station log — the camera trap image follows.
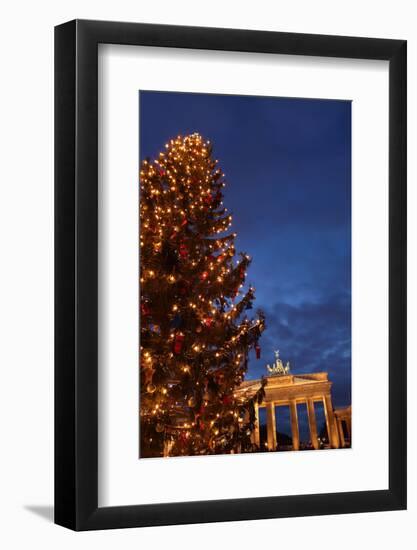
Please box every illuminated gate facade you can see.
[237,372,349,451]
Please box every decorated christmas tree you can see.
[140,133,266,457]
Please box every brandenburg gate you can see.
[237,351,350,451]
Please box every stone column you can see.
[307,399,319,450]
[323,394,339,448]
[337,418,345,447]
[251,402,261,447]
[289,400,300,450]
[266,402,277,451]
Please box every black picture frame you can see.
[55,19,407,531]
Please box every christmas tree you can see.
[140,133,266,457]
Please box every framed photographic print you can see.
[55,20,407,530]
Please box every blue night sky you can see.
[140,91,351,414]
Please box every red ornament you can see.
[141,302,151,316]
[222,395,232,405]
[179,242,188,258]
[173,333,185,355]
[195,403,206,422]
[255,344,261,359]
[181,218,188,227]
[200,271,208,281]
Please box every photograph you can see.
[139,91,352,458]
[0,2,409,541]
